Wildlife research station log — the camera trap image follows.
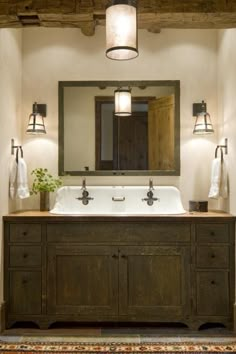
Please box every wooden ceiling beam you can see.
[1,1,236,33]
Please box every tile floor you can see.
[0,325,235,343]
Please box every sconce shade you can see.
[26,102,46,134]
[192,100,214,135]
[193,112,214,135]
[106,0,138,60]
[115,88,132,116]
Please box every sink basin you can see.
[50,186,186,215]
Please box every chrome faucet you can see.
[142,179,159,206]
[76,178,94,205]
[149,178,154,191]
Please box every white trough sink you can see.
[50,186,186,215]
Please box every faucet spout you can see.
[149,178,154,190]
[82,178,86,190]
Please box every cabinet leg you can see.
[38,321,51,330]
[187,321,200,331]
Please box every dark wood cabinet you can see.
[3,214,235,330]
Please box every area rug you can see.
[0,341,235,354]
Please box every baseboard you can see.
[0,301,6,333]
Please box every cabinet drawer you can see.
[196,224,229,243]
[9,246,41,267]
[47,222,191,243]
[9,224,41,243]
[9,271,42,315]
[196,246,229,268]
[196,271,229,316]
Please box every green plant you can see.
[30,168,62,195]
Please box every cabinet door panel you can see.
[47,245,118,318]
[119,246,190,320]
[196,271,229,316]
[9,271,42,315]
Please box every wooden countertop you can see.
[3,210,236,222]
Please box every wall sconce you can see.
[106,0,138,60]
[26,102,47,134]
[192,100,214,135]
[114,88,132,116]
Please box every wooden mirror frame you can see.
[58,80,180,176]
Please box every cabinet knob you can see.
[210,231,215,236]
[211,280,216,285]
[112,254,118,259]
[22,279,28,285]
[121,254,127,259]
[23,253,28,259]
[22,231,28,236]
[211,253,215,258]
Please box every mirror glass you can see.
[59,80,180,176]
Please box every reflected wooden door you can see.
[113,112,148,170]
[148,95,174,170]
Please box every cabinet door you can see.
[119,246,190,320]
[47,245,118,318]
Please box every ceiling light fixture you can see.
[114,88,132,116]
[106,0,138,60]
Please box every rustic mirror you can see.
[58,80,180,176]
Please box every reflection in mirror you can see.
[59,81,180,176]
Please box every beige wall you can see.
[217,29,236,214]
[0,29,22,309]
[21,27,219,211]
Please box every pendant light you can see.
[26,102,47,135]
[106,0,138,60]
[193,100,214,135]
[114,88,132,116]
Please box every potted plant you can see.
[30,168,62,211]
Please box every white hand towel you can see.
[220,159,228,198]
[9,157,17,199]
[208,157,221,199]
[16,157,30,199]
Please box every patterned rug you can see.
[0,341,235,354]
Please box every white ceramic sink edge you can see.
[50,185,186,216]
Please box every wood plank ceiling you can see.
[1,1,236,35]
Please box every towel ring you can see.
[214,138,228,160]
[16,146,23,163]
[215,146,223,162]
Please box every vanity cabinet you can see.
[3,213,235,330]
